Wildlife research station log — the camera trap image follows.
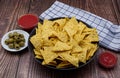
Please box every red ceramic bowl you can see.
[18,14,39,30]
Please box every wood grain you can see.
[0,0,30,78]
[111,0,120,24]
[0,0,120,78]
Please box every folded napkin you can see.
[39,1,120,52]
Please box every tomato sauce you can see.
[98,51,117,68]
[18,14,38,29]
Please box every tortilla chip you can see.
[30,34,43,50]
[53,18,67,31]
[86,44,98,60]
[57,61,72,68]
[78,48,87,63]
[56,31,69,42]
[52,41,72,52]
[58,52,79,67]
[30,17,99,68]
[40,47,58,64]
[35,55,43,59]
[42,60,57,66]
[64,17,79,37]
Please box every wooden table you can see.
[0,0,120,78]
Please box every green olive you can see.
[5,32,25,50]
[20,38,25,42]
[8,43,14,49]
[13,32,19,37]
[8,33,14,38]
[14,35,19,40]
[5,39,9,45]
[19,34,24,38]
[19,41,25,47]
[16,37,21,42]
[8,38,14,43]
[14,44,20,50]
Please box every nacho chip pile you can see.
[30,17,99,68]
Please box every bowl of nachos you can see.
[28,17,99,70]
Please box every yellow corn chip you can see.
[35,55,43,59]
[64,17,79,37]
[42,60,57,66]
[36,22,42,34]
[34,49,42,56]
[77,22,86,34]
[86,44,98,60]
[78,48,87,63]
[57,61,72,68]
[53,18,67,31]
[40,47,58,64]
[56,31,69,42]
[58,52,79,67]
[30,34,43,50]
[30,17,99,69]
[52,41,72,52]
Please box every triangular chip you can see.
[77,48,87,63]
[35,55,43,59]
[42,60,57,66]
[53,18,67,31]
[34,49,42,56]
[36,22,42,34]
[52,41,72,52]
[69,38,82,53]
[86,44,98,60]
[30,34,43,50]
[64,17,79,37]
[84,33,99,42]
[57,61,72,68]
[56,31,69,42]
[40,47,58,64]
[78,22,86,34]
[58,52,79,67]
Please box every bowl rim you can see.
[28,17,99,70]
[1,29,29,52]
[18,14,39,29]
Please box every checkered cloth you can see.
[39,1,120,52]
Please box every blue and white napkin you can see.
[39,1,120,52]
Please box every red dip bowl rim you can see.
[18,14,39,30]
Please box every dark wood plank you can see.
[29,0,56,15]
[15,49,31,78]
[0,0,21,77]
[0,0,30,78]
[0,0,120,78]
[84,0,118,24]
[111,0,120,24]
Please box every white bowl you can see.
[1,30,29,52]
